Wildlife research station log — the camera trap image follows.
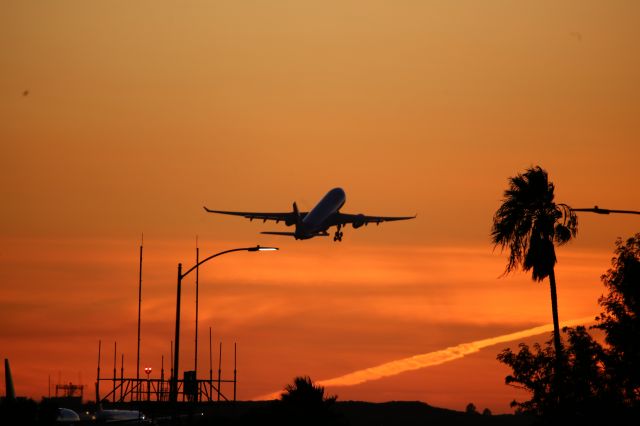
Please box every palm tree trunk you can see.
[548,267,564,410]
[548,268,562,357]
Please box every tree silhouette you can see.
[497,234,640,422]
[281,376,337,406]
[465,402,478,414]
[491,166,577,375]
[594,233,640,407]
[279,376,338,425]
[497,326,608,417]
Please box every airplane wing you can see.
[203,207,306,224]
[335,212,416,227]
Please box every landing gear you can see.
[333,225,344,242]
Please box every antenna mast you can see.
[136,233,143,382]
[209,326,213,402]
[194,236,199,376]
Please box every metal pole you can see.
[113,342,117,403]
[160,355,164,401]
[170,264,182,403]
[209,327,213,402]
[195,240,199,377]
[217,342,222,401]
[120,353,124,402]
[233,342,237,402]
[96,340,101,403]
[136,235,143,384]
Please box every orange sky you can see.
[1,0,639,414]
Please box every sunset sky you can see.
[1,1,639,414]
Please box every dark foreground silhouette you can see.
[0,398,536,426]
[496,233,640,425]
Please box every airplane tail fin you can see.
[292,202,302,225]
[5,358,16,401]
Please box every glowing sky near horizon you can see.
[1,0,639,414]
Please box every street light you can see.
[570,206,640,215]
[169,245,279,403]
[144,367,152,401]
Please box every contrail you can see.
[254,316,594,400]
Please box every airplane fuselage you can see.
[296,187,346,239]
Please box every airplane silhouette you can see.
[204,187,416,242]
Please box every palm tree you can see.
[280,376,336,406]
[491,166,577,363]
[280,376,337,425]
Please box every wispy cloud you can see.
[254,316,595,400]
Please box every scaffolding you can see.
[55,383,84,399]
[95,340,238,403]
[96,375,236,403]
[95,239,243,405]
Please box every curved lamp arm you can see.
[570,206,640,215]
[180,245,278,279]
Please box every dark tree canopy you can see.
[491,166,577,281]
[594,233,640,406]
[497,326,609,417]
[497,233,640,422]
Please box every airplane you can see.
[3,358,83,423]
[204,187,416,242]
[92,406,148,423]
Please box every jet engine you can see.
[352,214,366,229]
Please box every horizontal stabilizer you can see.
[260,231,330,238]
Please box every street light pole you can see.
[571,206,640,215]
[169,245,278,404]
[171,263,183,403]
